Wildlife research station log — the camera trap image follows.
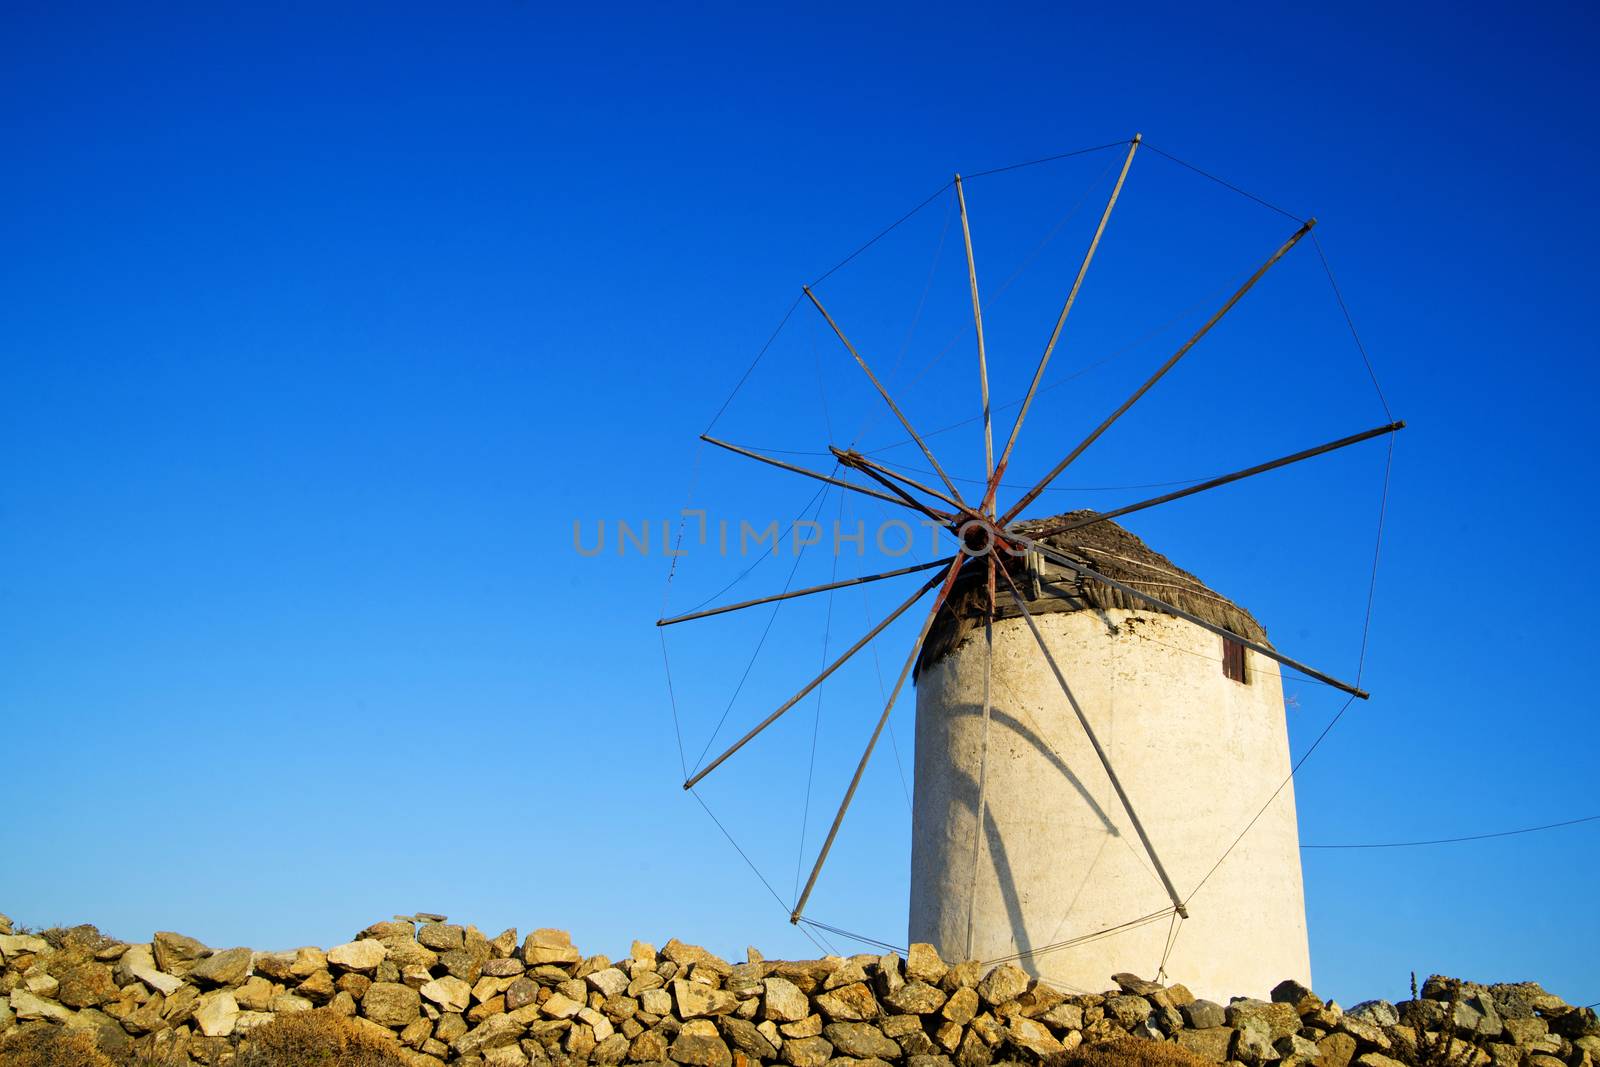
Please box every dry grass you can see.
[1048,1037,1217,1067]
[234,1008,409,1067]
[1400,973,1489,1067]
[0,1025,116,1067]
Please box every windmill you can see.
[657,134,1401,997]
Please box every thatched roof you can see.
[916,510,1269,677]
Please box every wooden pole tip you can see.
[1132,132,1143,143]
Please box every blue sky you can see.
[2,2,1597,1008]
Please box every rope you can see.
[1303,813,1600,849]
[690,479,838,774]
[1187,432,1394,904]
[703,294,803,436]
[1141,142,1306,224]
[689,788,832,957]
[985,907,1176,966]
[810,181,954,289]
[797,918,907,955]
[1312,231,1395,422]
[963,139,1129,180]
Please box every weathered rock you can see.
[1113,973,1166,996]
[632,1029,671,1061]
[1355,1054,1410,1067]
[189,947,253,986]
[1316,1031,1359,1067]
[817,981,881,1021]
[56,962,118,1008]
[1007,1017,1065,1058]
[419,923,466,951]
[542,991,585,1019]
[522,929,581,966]
[784,1035,836,1067]
[422,975,474,1013]
[723,1015,781,1058]
[484,957,526,978]
[1554,1009,1600,1040]
[887,980,948,1015]
[152,931,210,975]
[11,988,75,1023]
[194,990,240,1037]
[1230,998,1303,1040]
[1184,1000,1228,1029]
[944,988,980,1026]
[672,1020,734,1067]
[327,939,387,972]
[764,977,812,1023]
[1234,1026,1276,1065]
[1348,1001,1399,1027]
[677,978,739,1018]
[365,981,422,1027]
[1339,1017,1394,1052]
[825,1022,901,1059]
[454,1013,524,1056]
[784,1014,826,1039]
[1178,1027,1237,1063]
[975,964,1029,1008]
[1106,995,1155,1027]
[588,966,630,999]
[1041,1002,1084,1030]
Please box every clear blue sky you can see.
[3,2,1596,1008]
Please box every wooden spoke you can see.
[831,447,986,527]
[986,135,1141,515]
[791,553,967,922]
[1026,420,1406,539]
[832,449,960,531]
[1000,218,1318,525]
[701,435,951,519]
[996,564,1190,918]
[683,566,951,790]
[803,285,968,507]
[1006,530,1369,699]
[657,556,958,627]
[955,174,994,496]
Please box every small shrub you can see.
[1048,1037,1216,1067]
[1398,973,1488,1067]
[0,1025,116,1067]
[233,1009,409,1067]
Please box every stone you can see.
[1178,1028,1237,1063]
[0,933,49,960]
[1356,1055,1410,1067]
[1184,1000,1228,1029]
[272,992,314,1013]
[1006,1017,1065,1057]
[366,981,423,1027]
[957,1028,993,1067]
[817,981,881,1021]
[454,1014,524,1056]
[1234,1026,1276,1065]
[189,947,253,986]
[1274,980,1316,1005]
[422,975,474,1013]
[1554,1009,1600,1040]
[523,929,582,966]
[907,944,949,986]
[11,988,74,1023]
[504,976,538,1012]
[235,976,275,1011]
[1040,1002,1084,1030]
[1338,1017,1393,1052]
[1278,1034,1320,1061]
[826,1022,901,1059]
[328,939,387,972]
[910,1058,957,1067]
[1113,973,1166,996]
[484,957,526,978]
[381,937,440,972]
[664,939,732,972]
[888,980,948,1015]
[677,978,739,1018]
[723,1016,781,1058]
[56,962,119,1008]
[672,1028,734,1067]
[298,969,336,1003]
[1230,998,1303,1040]
[944,987,980,1026]
[1506,1018,1551,1045]
[783,1035,836,1067]
[936,1020,963,1052]
[1348,1002,1400,1028]
[152,931,210,975]
[588,967,631,998]
[419,923,466,951]
[766,977,812,1023]
[633,1030,671,1061]
[195,990,240,1037]
[1316,1032,1359,1067]
[976,964,1029,1008]
[542,991,585,1019]
[784,1014,826,1039]
[1106,995,1154,1028]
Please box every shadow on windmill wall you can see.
[911,697,1125,976]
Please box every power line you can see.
[1302,813,1600,850]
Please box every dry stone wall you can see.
[1,911,1596,1067]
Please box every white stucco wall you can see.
[909,608,1310,1001]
